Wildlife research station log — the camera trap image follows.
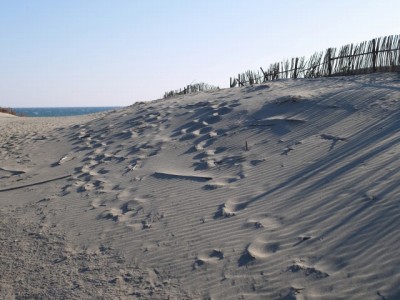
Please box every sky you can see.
[0,0,399,108]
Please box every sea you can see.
[13,107,121,117]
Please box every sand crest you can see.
[1,73,400,299]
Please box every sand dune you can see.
[0,112,17,118]
[1,73,400,299]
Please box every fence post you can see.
[260,67,268,82]
[327,48,332,76]
[293,57,299,79]
[372,38,377,72]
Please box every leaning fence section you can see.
[230,35,400,87]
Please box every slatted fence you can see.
[230,35,400,87]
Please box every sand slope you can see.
[1,73,400,299]
[0,112,17,118]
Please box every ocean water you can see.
[13,107,121,117]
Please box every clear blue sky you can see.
[1,0,398,107]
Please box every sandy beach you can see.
[1,73,399,299]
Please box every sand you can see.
[0,112,17,118]
[0,73,399,299]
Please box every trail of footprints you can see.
[61,97,332,292]
[172,99,311,273]
[173,99,249,189]
[207,191,330,287]
[71,152,163,232]
[208,189,330,285]
[0,130,50,164]
[61,108,172,231]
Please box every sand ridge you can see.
[1,73,400,299]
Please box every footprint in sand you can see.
[120,199,145,215]
[203,115,222,125]
[238,237,280,266]
[208,130,218,137]
[98,207,124,222]
[116,188,137,201]
[78,130,90,140]
[98,190,161,230]
[90,198,107,209]
[78,183,95,192]
[286,260,329,279]
[97,168,110,175]
[320,133,347,151]
[180,132,201,141]
[193,249,224,269]
[280,286,305,300]
[193,159,216,171]
[130,142,163,158]
[214,199,248,218]
[250,159,266,166]
[244,214,283,229]
[194,141,208,151]
[202,174,241,190]
[199,126,212,135]
[216,106,233,115]
[82,178,114,194]
[97,200,145,223]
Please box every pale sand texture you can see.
[0,112,17,118]
[0,73,399,299]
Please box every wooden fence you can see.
[163,82,219,99]
[230,34,400,87]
